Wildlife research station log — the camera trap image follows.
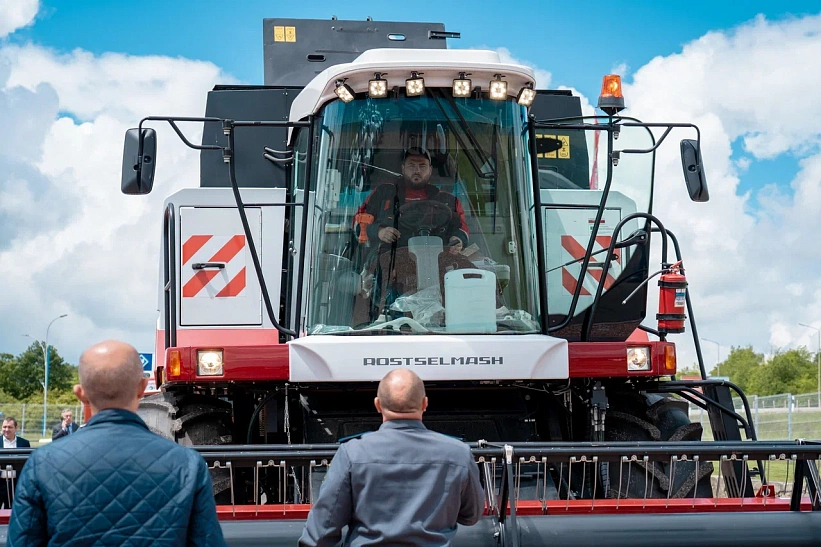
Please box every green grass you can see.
[691,408,821,442]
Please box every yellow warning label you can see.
[557,135,570,159]
[285,26,296,43]
[274,26,285,42]
[536,134,570,160]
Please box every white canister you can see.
[444,268,497,333]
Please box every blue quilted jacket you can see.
[8,408,226,546]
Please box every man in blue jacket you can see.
[8,340,226,547]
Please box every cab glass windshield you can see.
[303,93,540,335]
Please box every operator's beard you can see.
[405,176,430,190]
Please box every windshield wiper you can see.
[427,90,494,179]
[334,158,401,178]
[432,88,497,180]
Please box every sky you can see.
[3,0,821,371]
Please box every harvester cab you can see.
[99,16,821,546]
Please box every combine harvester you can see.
[2,17,821,546]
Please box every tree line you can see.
[0,342,78,404]
[681,346,820,397]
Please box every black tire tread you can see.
[138,391,234,497]
[606,394,714,499]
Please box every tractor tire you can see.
[604,393,713,499]
[138,392,234,500]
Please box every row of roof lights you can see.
[334,73,537,106]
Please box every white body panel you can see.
[288,335,568,382]
[156,188,287,332]
[289,48,536,122]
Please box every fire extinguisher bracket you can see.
[657,269,688,334]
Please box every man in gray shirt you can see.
[299,369,485,546]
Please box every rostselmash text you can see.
[363,356,504,366]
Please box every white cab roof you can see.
[289,48,536,122]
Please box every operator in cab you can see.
[354,147,469,253]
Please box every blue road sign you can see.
[139,353,153,374]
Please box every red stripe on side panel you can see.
[182,270,220,297]
[563,267,591,296]
[182,235,212,265]
[209,235,246,263]
[215,267,246,297]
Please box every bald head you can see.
[376,369,426,415]
[76,340,145,412]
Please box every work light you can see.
[406,72,425,97]
[489,75,508,101]
[334,80,355,103]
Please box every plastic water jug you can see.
[445,268,497,333]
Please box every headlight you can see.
[627,347,651,371]
[197,350,224,376]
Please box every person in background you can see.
[0,417,29,510]
[8,340,226,546]
[2,418,30,449]
[51,408,79,440]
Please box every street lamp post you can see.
[701,338,720,377]
[799,323,821,409]
[41,314,68,438]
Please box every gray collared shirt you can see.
[300,419,484,547]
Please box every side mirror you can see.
[680,139,709,202]
[121,128,156,195]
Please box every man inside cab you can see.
[354,147,469,253]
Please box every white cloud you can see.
[617,14,821,370]
[0,44,234,361]
[610,62,629,77]
[494,47,552,89]
[0,0,38,38]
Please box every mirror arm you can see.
[168,120,223,151]
[138,116,225,151]
[619,122,702,155]
[619,126,673,154]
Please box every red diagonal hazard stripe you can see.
[594,236,621,264]
[561,235,600,262]
[562,267,591,296]
[209,235,246,264]
[182,235,212,266]
[182,270,220,298]
[561,235,621,295]
[588,268,618,290]
[215,267,246,298]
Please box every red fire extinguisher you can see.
[657,261,687,334]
